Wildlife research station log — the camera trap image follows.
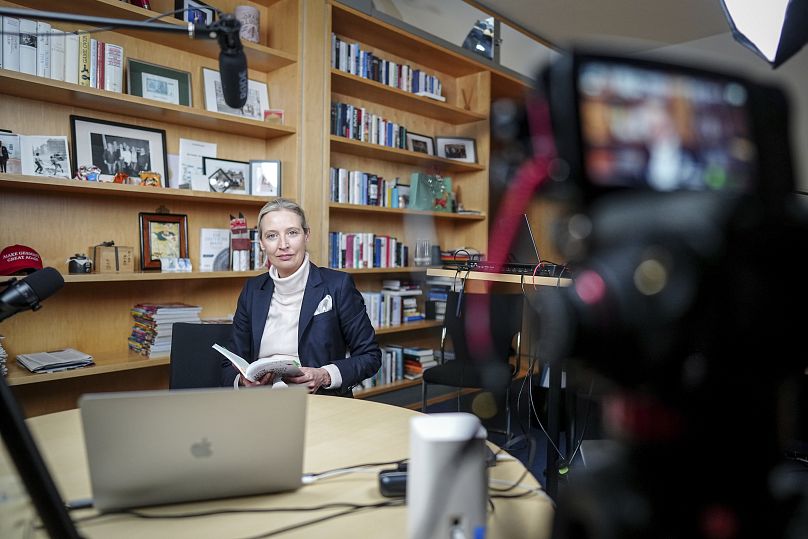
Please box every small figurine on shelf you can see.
[139,171,162,187]
[75,165,101,181]
[113,171,128,184]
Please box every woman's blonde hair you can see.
[257,198,309,233]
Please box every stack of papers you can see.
[0,335,8,376]
[16,348,94,374]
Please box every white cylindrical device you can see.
[407,413,488,539]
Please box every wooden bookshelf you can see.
[340,266,428,275]
[374,320,442,335]
[5,351,169,386]
[63,270,264,283]
[330,136,485,172]
[329,202,485,220]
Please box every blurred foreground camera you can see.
[528,51,808,538]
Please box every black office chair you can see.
[421,291,523,439]
[169,323,233,389]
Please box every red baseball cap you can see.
[0,245,44,275]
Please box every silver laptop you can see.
[79,386,308,512]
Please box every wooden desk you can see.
[25,395,554,538]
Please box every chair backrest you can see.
[442,291,523,368]
[169,323,233,389]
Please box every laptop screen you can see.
[506,214,541,266]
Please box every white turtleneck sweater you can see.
[236,254,341,389]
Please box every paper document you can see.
[212,344,303,382]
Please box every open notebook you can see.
[80,386,308,512]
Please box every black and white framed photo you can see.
[250,160,281,197]
[174,0,216,25]
[203,157,250,195]
[0,132,23,174]
[202,68,269,121]
[70,115,168,183]
[436,136,477,163]
[20,135,70,178]
[405,132,435,156]
[127,59,192,106]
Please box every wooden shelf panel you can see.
[329,202,485,220]
[331,2,484,78]
[426,268,573,287]
[16,0,297,72]
[374,320,442,335]
[339,266,428,275]
[330,136,484,173]
[6,351,169,386]
[0,70,296,139]
[331,70,486,124]
[0,174,271,205]
[63,270,263,283]
[353,377,421,398]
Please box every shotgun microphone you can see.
[0,267,64,323]
[194,14,248,109]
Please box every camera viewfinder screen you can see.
[578,61,757,193]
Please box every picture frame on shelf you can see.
[249,160,281,197]
[70,115,168,183]
[405,132,435,156]
[20,135,71,179]
[138,212,189,271]
[202,68,269,121]
[174,0,215,25]
[203,156,250,195]
[0,132,23,174]
[435,136,477,164]
[126,59,192,106]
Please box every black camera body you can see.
[68,254,93,274]
[527,51,808,538]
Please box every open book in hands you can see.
[212,344,304,383]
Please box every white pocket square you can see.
[314,294,333,316]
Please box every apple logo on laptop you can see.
[190,437,213,458]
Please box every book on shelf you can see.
[128,303,202,358]
[16,348,94,374]
[49,29,66,82]
[414,91,445,102]
[78,31,91,86]
[36,21,51,79]
[104,42,124,92]
[64,32,79,84]
[18,18,37,76]
[2,17,21,72]
[199,228,231,272]
[0,335,8,377]
[212,344,303,382]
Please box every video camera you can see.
[527,51,808,537]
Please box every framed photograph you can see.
[127,59,192,107]
[0,132,23,174]
[139,212,189,271]
[436,136,477,164]
[20,135,71,178]
[405,132,435,156]
[174,0,216,25]
[250,160,281,197]
[202,68,269,121]
[203,156,250,195]
[70,115,168,183]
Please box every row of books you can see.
[361,286,424,328]
[425,275,463,322]
[1,16,124,92]
[199,227,267,272]
[328,232,409,270]
[329,167,411,208]
[358,346,437,389]
[0,335,7,377]
[331,33,444,100]
[128,303,202,358]
[330,101,408,149]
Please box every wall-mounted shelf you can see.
[374,320,442,335]
[5,351,169,386]
[329,202,485,220]
[330,136,484,172]
[331,70,487,124]
[63,270,264,283]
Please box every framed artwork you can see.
[127,59,192,106]
[0,132,23,174]
[70,115,168,183]
[436,136,477,163]
[405,132,435,156]
[203,156,250,195]
[174,0,216,25]
[139,212,189,271]
[202,68,269,121]
[20,135,71,178]
[250,160,281,197]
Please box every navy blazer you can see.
[221,262,381,395]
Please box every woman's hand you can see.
[238,372,277,387]
[286,367,331,393]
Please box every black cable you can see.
[306,457,407,478]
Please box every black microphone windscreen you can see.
[24,267,65,301]
[219,49,249,109]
